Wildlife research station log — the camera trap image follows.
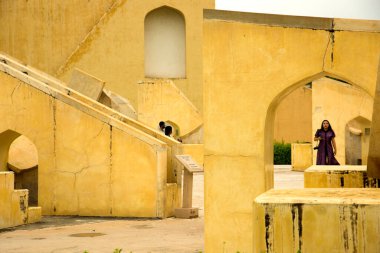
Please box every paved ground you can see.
[0,166,303,253]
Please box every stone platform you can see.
[304,165,379,188]
[254,188,380,253]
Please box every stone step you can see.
[27,207,42,224]
[11,189,29,226]
[254,188,380,253]
[1,172,42,228]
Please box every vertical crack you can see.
[330,30,335,68]
[109,125,113,215]
[52,98,57,213]
[322,24,335,71]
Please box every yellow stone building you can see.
[1,1,380,252]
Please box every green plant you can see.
[273,141,291,165]
[113,249,122,253]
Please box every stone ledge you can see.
[255,188,380,205]
[304,165,379,188]
[254,188,380,253]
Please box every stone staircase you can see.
[0,171,41,229]
[0,53,184,221]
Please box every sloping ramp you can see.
[0,53,180,218]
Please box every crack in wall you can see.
[109,125,113,215]
[52,98,57,213]
[10,83,21,105]
[322,23,335,71]
[55,0,127,76]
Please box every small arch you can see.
[144,6,186,78]
[345,116,371,165]
[0,130,39,206]
[165,120,181,139]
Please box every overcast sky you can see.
[216,0,380,20]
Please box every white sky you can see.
[216,0,380,20]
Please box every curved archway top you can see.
[0,129,22,144]
[144,5,186,78]
[347,115,372,125]
[145,5,185,20]
[268,70,374,115]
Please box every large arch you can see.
[144,6,186,78]
[265,72,374,186]
[203,11,380,252]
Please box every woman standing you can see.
[314,120,340,165]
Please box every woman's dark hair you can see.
[164,126,172,136]
[320,119,333,132]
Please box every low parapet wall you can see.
[291,143,313,171]
[304,165,379,188]
[0,172,41,229]
[254,188,380,253]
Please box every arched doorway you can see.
[0,130,38,206]
[267,73,374,186]
[345,116,371,165]
[144,6,186,78]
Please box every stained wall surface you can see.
[0,172,41,229]
[254,189,380,253]
[203,10,380,252]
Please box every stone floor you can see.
[0,166,303,253]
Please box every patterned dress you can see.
[315,129,340,165]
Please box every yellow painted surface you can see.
[312,77,373,165]
[368,59,380,178]
[0,172,37,229]
[0,172,14,228]
[138,80,203,137]
[0,1,214,111]
[0,0,116,75]
[180,144,204,166]
[204,156,266,253]
[204,20,330,253]
[165,183,179,218]
[8,135,38,172]
[254,189,380,253]
[304,165,379,188]
[274,86,312,143]
[55,0,212,111]
[0,60,177,219]
[291,143,313,171]
[27,207,42,224]
[204,15,380,252]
